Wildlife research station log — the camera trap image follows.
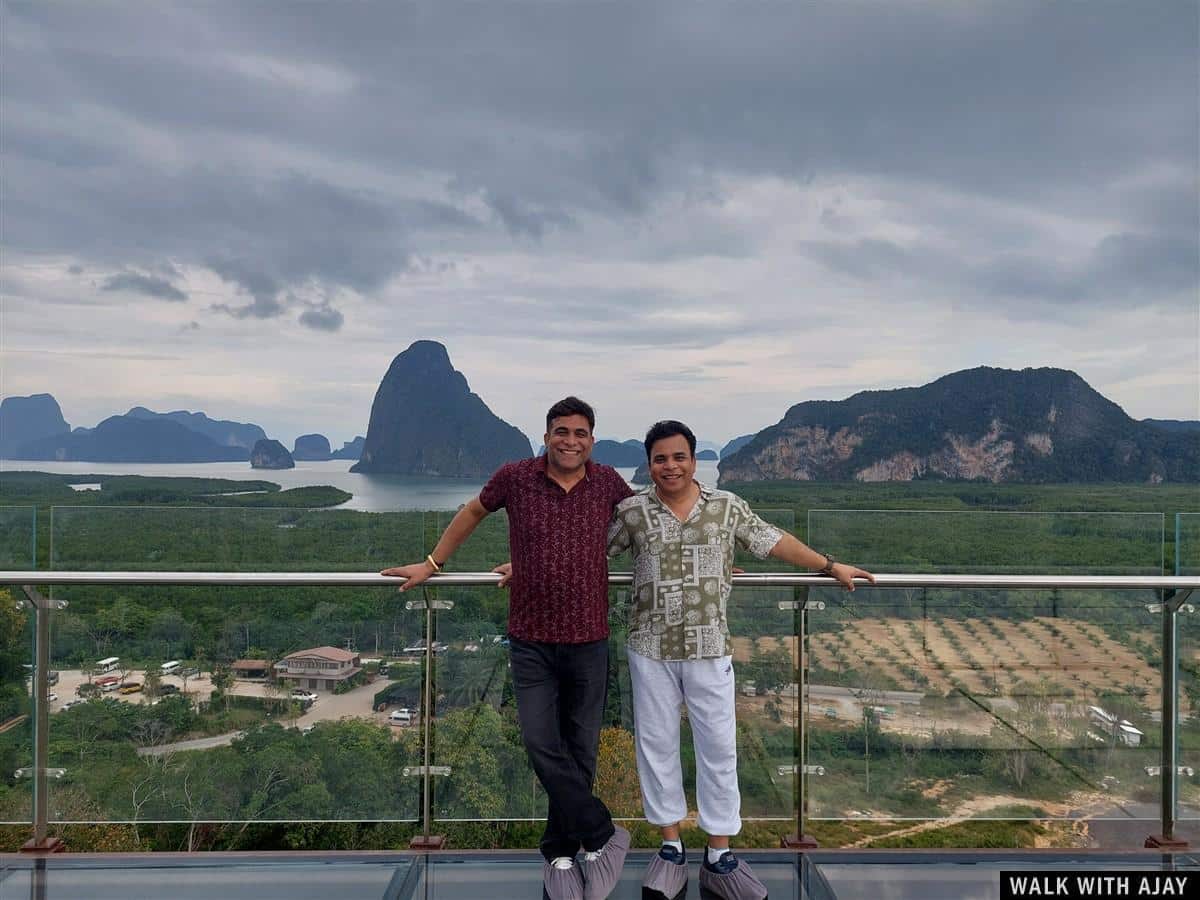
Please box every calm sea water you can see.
[1,458,722,512]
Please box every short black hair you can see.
[644,420,697,460]
[546,396,595,433]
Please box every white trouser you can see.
[627,648,741,837]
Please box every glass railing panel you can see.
[0,507,36,826]
[426,510,543,822]
[805,511,1165,831]
[731,510,799,822]
[804,585,1163,826]
[44,506,425,823]
[1180,514,1200,576]
[1178,514,1200,821]
[808,509,1163,575]
[0,505,36,570]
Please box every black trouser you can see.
[509,636,615,862]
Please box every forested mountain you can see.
[591,439,644,466]
[351,341,532,477]
[0,394,70,457]
[125,407,266,449]
[293,434,332,461]
[15,415,248,463]
[720,367,1200,484]
[330,436,366,460]
[1144,419,1200,434]
[721,434,754,458]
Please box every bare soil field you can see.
[732,615,1171,731]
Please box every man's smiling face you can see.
[544,413,594,475]
[649,433,696,500]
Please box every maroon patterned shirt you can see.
[480,455,633,643]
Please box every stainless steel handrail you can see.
[3,571,1198,588]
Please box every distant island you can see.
[251,439,295,469]
[351,340,531,477]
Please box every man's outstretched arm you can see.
[381,496,491,592]
[767,533,875,592]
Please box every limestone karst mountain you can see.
[351,341,531,477]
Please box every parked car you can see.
[291,689,318,703]
[61,699,85,711]
[388,708,414,726]
[118,682,143,695]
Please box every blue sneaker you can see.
[642,844,687,900]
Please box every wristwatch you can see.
[819,553,837,576]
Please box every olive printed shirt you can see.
[606,482,784,661]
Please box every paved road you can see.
[137,732,241,756]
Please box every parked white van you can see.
[388,708,413,726]
[160,660,181,675]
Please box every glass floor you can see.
[1,850,1197,899]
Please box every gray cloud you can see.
[299,303,344,332]
[5,3,1193,273]
[101,270,188,301]
[208,257,284,317]
[484,190,573,239]
[800,229,1199,314]
[1,2,1196,434]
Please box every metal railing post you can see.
[424,596,435,841]
[1147,588,1193,849]
[19,586,64,853]
[407,586,447,850]
[781,585,819,849]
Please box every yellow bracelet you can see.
[425,554,442,573]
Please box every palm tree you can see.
[442,646,506,708]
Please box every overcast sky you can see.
[2,2,1197,448]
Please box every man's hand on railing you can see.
[830,563,875,592]
[380,562,435,592]
[493,562,513,588]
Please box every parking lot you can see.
[44,668,408,730]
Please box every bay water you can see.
[1,458,721,511]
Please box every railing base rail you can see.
[781,834,819,850]
[20,836,65,853]
[1144,834,1190,850]
[410,835,446,850]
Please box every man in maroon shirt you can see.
[383,397,633,900]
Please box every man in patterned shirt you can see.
[607,420,873,900]
[384,397,633,900]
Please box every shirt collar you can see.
[645,479,711,510]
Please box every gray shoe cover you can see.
[641,851,688,900]
[581,825,631,900]
[699,856,768,900]
[542,860,586,900]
